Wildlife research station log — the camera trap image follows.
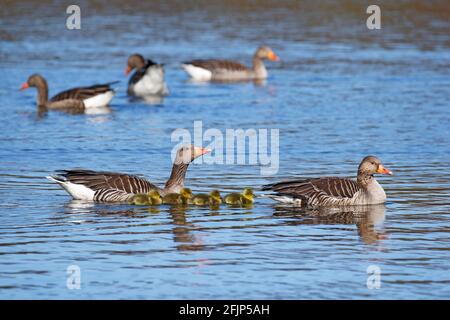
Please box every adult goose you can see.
[182,46,280,81]
[262,156,393,207]
[20,74,116,111]
[47,145,210,202]
[125,54,168,97]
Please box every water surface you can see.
[0,1,449,299]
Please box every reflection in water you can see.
[63,200,211,252]
[168,206,206,252]
[65,199,162,216]
[128,95,165,105]
[84,106,112,116]
[146,206,161,215]
[65,199,96,211]
[65,198,384,246]
[187,78,267,86]
[273,204,387,245]
[36,105,112,117]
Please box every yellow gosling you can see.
[241,188,254,205]
[129,194,150,206]
[224,188,254,206]
[209,190,222,205]
[191,193,211,206]
[180,188,193,204]
[162,193,183,205]
[224,192,242,205]
[147,189,162,205]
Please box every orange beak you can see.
[377,164,393,175]
[20,82,29,91]
[267,51,280,62]
[124,66,132,76]
[191,146,211,160]
[193,146,211,157]
[200,147,211,156]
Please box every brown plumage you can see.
[20,73,116,111]
[187,60,249,72]
[125,54,168,96]
[182,46,280,81]
[47,145,211,202]
[50,82,117,102]
[57,169,158,197]
[265,177,360,200]
[262,156,393,207]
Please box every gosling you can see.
[162,188,193,205]
[224,188,254,206]
[191,190,222,206]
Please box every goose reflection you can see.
[186,78,267,87]
[168,206,207,251]
[64,199,161,216]
[65,199,97,211]
[37,105,112,117]
[62,201,208,252]
[84,106,112,116]
[212,78,267,87]
[128,95,165,105]
[273,204,387,245]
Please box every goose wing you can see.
[262,177,360,200]
[54,169,158,195]
[50,82,118,102]
[184,59,249,73]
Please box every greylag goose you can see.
[126,54,168,97]
[182,46,279,81]
[47,145,210,202]
[20,74,116,110]
[262,156,393,207]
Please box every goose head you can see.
[210,190,222,201]
[147,189,162,205]
[358,155,393,177]
[242,188,254,200]
[125,54,146,75]
[174,145,211,165]
[255,46,280,62]
[20,73,47,91]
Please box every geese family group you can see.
[20,45,393,208]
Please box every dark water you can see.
[0,1,449,299]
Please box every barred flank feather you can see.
[184,60,249,73]
[262,177,361,207]
[56,169,158,201]
[93,189,134,202]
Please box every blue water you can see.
[0,1,449,299]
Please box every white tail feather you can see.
[46,176,95,200]
[83,90,115,108]
[182,64,212,81]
